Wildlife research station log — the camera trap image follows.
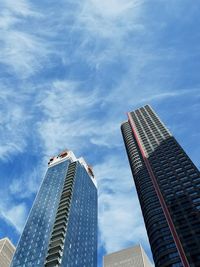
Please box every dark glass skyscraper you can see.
[121,105,200,267]
[11,150,97,267]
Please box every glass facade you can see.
[121,105,200,267]
[60,162,97,267]
[10,151,97,267]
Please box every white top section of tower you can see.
[48,150,77,167]
[78,157,97,187]
[48,150,97,187]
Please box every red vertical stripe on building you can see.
[127,112,190,267]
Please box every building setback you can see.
[0,238,15,267]
[121,105,200,267]
[10,150,97,267]
[103,245,153,267]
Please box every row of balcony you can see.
[44,162,77,267]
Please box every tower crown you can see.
[48,150,97,187]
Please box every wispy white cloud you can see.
[0,85,30,160]
[0,194,27,233]
[0,0,37,17]
[36,80,98,154]
[0,0,49,77]
[86,0,140,19]
[9,166,44,199]
[40,80,98,118]
[36,79,122,155]
[44,0,145,69]
[96,155,150,253]
[0,31,49,77]
[77,0,145,39]
[134,88,200,106]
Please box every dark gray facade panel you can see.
[121,105,200,267]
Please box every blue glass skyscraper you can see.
[11,150,97,267]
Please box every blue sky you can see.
[0,0,200,266]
